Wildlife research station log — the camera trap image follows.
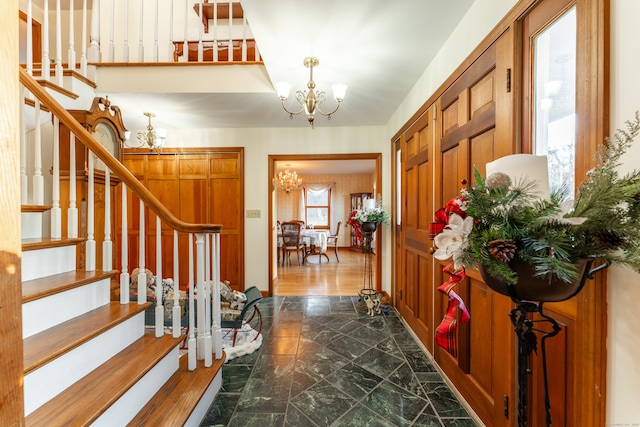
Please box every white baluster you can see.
[168,0,174,61]
[197,2,203,62]
[138,199,146,303]
[123,0,129,62]
[26,0,33,76]
[42,0,50,81]
[86,153,96,271]
[138,0,144,61]
[50,116,61,239]
[20,85,27,204]
[102,167,112,270]
[68,0,76,70]
[80,0,88,75]
[155,216,163,337]
[213,0,218,61]
[108,0,115,61]
[120,183,130,304]
[32,100,44,205]
[88,0,101,64]
[172,229,181,337]
[195,233,207,362]
[242,15,247,62]
[67,134,78,238]
[213,232,222,359]
[255,44,260,62]
[55,0,63,85]
[153,0,159,62]
[204,233,212,364]
[182,0,188,63]
[188,233,196,370]
[227,0,232,62]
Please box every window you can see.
[305,187,330,228]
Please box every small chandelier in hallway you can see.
[273,168,302,195]
[276,57,347,128]
[124,112,167,153]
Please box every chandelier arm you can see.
[280,97,305,117]
[315,99,343,117]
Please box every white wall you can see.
[388,0,640,423]
[161,126,391,293]
[608,0,640,423]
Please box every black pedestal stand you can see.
[360,230,375,298]
[504,261,608,427]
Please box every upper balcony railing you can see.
[20,0,261,84]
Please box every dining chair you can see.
[327,221,342,262]
[281,221,305,265]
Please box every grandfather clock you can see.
[59,97,128,271]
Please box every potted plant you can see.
[348,193,390,235]
[432,113,640,302]
[377,293,392,312]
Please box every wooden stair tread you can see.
[128,353,225,426]
[22,269,118,303]
[22,236,85,251]
[25,333,183,427]
[23,301,151,374]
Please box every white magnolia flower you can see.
[433,213,474,270]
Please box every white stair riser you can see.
[184,369,223,427]
[92,347,181,427]
[21,212,43,240]
[22,278,111,338]
[22,245,76,281]
[24,313,145,416]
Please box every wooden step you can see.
[23,301,151,374]
[22,236,85,251]
[128,353,225,426]
[22,269,118,303]
[25,333,184,427]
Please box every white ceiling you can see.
[275,159,376,175]
[103,0,475,132]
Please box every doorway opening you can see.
[268,153,382,296]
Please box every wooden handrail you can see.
[19,68,222,234]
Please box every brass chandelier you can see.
[273,169,302,195]
[276,57,347,128]
[124,112,167,153]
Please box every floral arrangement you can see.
[348,194,390,244]
[433,112,640,287]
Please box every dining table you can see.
[278,229,329,265]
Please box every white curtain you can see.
[301,182,336,231]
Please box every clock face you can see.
[92,122,119,171]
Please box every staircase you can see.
[18,56,224,427]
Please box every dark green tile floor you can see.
[200,296,478,427]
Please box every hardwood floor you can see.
[273,248,377,296]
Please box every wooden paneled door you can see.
[433,33,515,427]
[122,148,244,290]
[396,107,435,354]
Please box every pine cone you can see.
[487,239,517,263]
[593,230,625,249]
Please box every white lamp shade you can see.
[276,82,291,99]
[332,84,347,101]
[124,130,131,141]
[485,154,550,200]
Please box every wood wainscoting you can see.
[123,147,244,290]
